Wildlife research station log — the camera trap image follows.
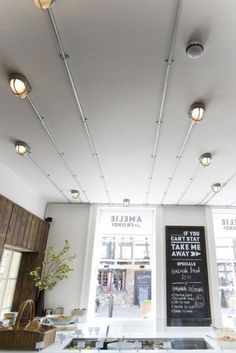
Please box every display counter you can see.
[0,330,235,353]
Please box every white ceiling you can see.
[1,0,236,206]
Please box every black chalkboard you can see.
[166,226,211,326]
[134,271,151,305]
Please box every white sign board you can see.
[99,209,154,235]
[213,210,236,238]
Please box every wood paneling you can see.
[0,195,13,258]
[5,205,42,252]
[12,222,50,310]
[34,220,45,252]
[0,194,50,310]
[27,216,40,251]
[22,213,33,249]
[5,204,19,246]
[16,209,28,248]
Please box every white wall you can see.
[162,205,206,227]
[0,160,46,218]
[44,203,90,315]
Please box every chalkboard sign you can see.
[166,226,211,326]
[134,271,151,305]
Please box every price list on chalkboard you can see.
[166,226,211,327]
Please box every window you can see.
[89,208,155,321]
[98,269,126,292]
[212,209,236,328]
[0,249,21,318]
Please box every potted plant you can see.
[30,240,77,315]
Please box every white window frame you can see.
[0,248,21,318]
[86,207,156,330]
[211,208,236,328]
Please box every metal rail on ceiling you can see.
[145,0,182,204]
[28,152,71,202]
[161,122,195,204]
[48,8,112,204]
[27,95,90,203]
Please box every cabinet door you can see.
[12,221,49,309]
[5,204,29,248]
[23,214,40,251]
[6,205,41,251]
[0,195,13,258]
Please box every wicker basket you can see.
[0,299,56,350]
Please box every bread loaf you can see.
[24,319,41,332]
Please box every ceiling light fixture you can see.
[186,41,204,59]
[15,141,30,156]
[71,190,79,199]
[123,199,130,207]
[33,0,56,10]
[9,73,31,99]
[212,183,221,193]
[200,153,212,167]
[188,102,205,122]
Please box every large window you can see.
[0,249,21,318]
[212,209,236,328]
[89,208,155,321]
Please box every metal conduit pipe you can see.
[27,95,90,203]
[205,170,236,205]
[228,197,236,207]
[176,178,195,205]
[145,0,182,204]
[204,192,217,205]
[48,9,112,204]
[200,187,222,205]
[176,165,200,205]
[28,153,71,202]
[201,169,236,206]
[161,122,195,204]
[199,191,212,206]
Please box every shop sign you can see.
[213,212,236,237]
[99,210,153,235]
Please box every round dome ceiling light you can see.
[70,190,79,199]
[200,153,212,167]
[186,41,204,59]
[33,0,56,9]
[123,198,130,207]
[9,73,31,99]
[188,102,205,122]
[15,141,30,156]
[212,183,221,193]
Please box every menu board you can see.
[166,226,211,326]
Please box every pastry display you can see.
[218,335,236,342]
[46,314,74,326]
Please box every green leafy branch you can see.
[30,240,77,291]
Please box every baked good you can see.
[24,319,41,332]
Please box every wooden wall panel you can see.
[5,206,42,252]
[12,221,50,310]
[27,216,40,251]
[22,213,33,249]
[34,220,44,252]
[15,209,28,248]
[0,193,50,310]
[0,195,13,258]
[5,204,18,246]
